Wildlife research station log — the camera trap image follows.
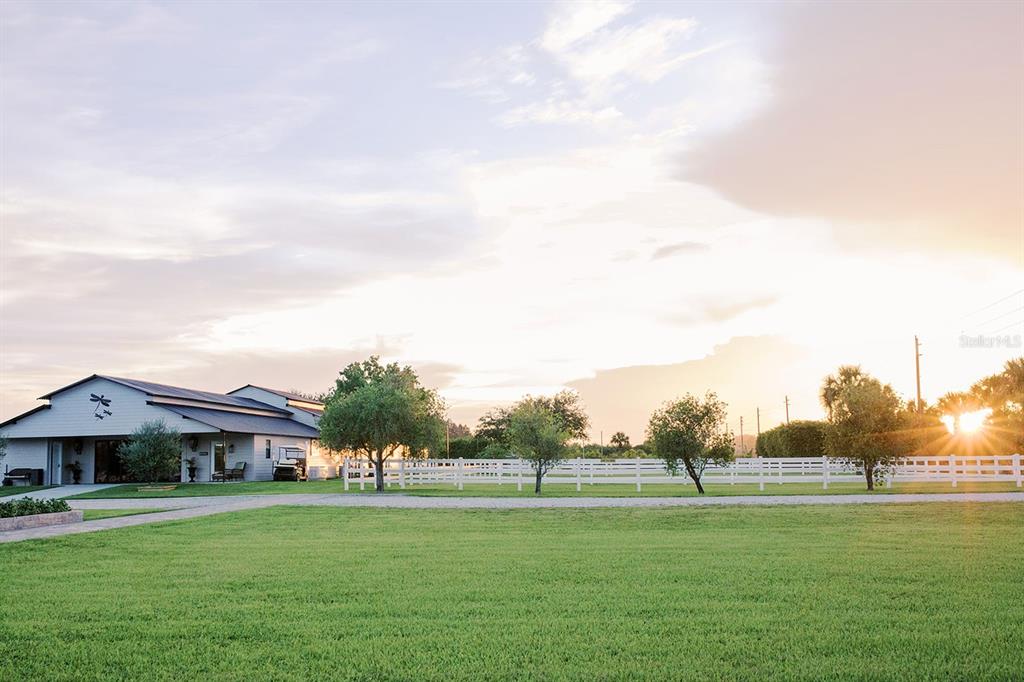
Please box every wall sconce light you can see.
[73,439,83,455]
[188,437,199,452]
[228,444,235,453]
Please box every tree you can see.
[319,357,446,492]
[755,421,827,457]
[609,431,630,452]
[819,365,868,421]
[647,393,735,494]
[821,368,903,490]
[446,421,472,439]
[477,390,590,443]
[117,420,182,483]
[506,402,570,494]
[968,357,1024,453]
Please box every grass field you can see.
[1,503,1021,680]
[67,479,1023,499]
[0,485,54,498]
[80,508,165,521]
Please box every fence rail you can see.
[317,455,1024,492]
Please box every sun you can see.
[942,408,993,435]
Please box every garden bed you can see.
[0,497,82,532]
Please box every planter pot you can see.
[72,472,82,484]
[0,510,83,532]
[187,466,197,483]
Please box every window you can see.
[265,439,271,459]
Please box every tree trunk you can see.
[864,463,874,491]
[374,456,385,493]
[534,467,543,495]
[682,458,705,494]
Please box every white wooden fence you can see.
[324,454,1024,492]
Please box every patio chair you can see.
[224,462,246,481]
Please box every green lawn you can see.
[68,479,1023,499]
[1,504,1021,680]
[80,508,165,521]
[0,485,54,498]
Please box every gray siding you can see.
[1,377,218,439]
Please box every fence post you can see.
[399,458,406,490]
[949,454,957,488]
[635,456,642,492]
[575,457,582,492]
[457,458,464,491]
[822,456,829,490]
[730,460,736,485]
[517,459,523,492]
[589,461,594,486]
[1013,454,1022,488]
[759,458,765,492]
[342,457,350,491]
[359,459,365,491]
[778,458,783,485]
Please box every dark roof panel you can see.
[39,374,289,414]
[160,405,320,438]
[228,384,325,405]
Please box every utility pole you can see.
[756,407,761,438]
[739,416,744,454]
[784,396,790,425]
[914,335,923,413]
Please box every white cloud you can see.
[541,0,634,53]
[496,99,623,128]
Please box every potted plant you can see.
[65,460,83,484]
[186,457,198,483]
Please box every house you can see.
[0,375,337,485]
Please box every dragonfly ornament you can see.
[90,393,112,420]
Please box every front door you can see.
[48,441,62,485]
[213,442,226,476]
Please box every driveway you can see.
[1,484,117,502]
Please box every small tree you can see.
[821,368,903,490]
[319,357,446,492]
[477,390,590,443]
[117,420,182,484]
[609,431,630,452]
[647,392,735,494]
[506,402,570,494]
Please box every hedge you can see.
[755,421,828,458]
[0,497,71,518]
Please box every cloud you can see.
[567,336,830,442]
[496,99,623,128]
[683,1,1024,262]
[541,0,634,53]
[650,241,709,260]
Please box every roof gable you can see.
[38,375,289,414]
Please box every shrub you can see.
[755,421,827,457]
[0,497,71,518]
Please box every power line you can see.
[967,307,1024,331]
[989,319,1024,335]
[961,289,1024,319]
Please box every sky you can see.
[1,0,1022,442]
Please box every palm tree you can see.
[820,365,867,421]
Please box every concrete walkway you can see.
[0,484,116,501]
[2,491,1021,544]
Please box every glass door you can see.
[213,442,226,476]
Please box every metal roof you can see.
[228,384,325,405]
[160,405,320,438]
[0,404,51,429]
[39,375,290,414]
